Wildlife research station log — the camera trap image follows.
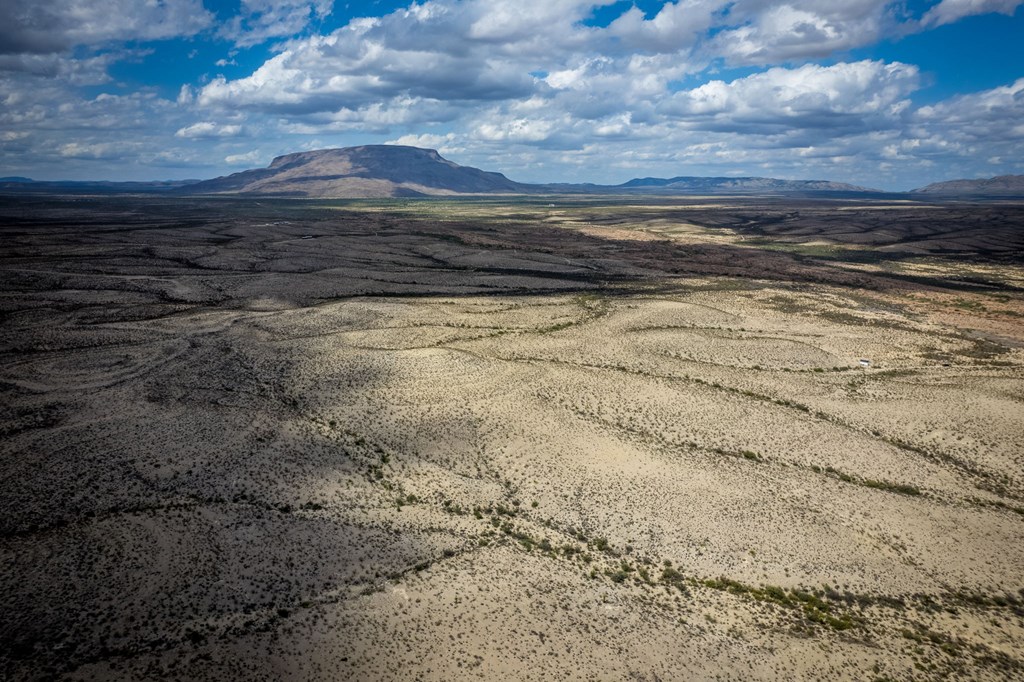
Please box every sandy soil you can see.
[1,195,1022,680]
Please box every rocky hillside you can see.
[183,145,528,197]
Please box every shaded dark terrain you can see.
[1,195,1021,309]
[1,195,1023,681]
[541,198,1024,262]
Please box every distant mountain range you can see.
[3,146,1023,198]
[613,175,871,193]
[182,146,877,196]
[910,175,1024,196]
[0,178,198,193]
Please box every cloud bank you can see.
[1,0,1022,188]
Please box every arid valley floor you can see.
[2,195,1023,680]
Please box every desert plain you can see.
[1,194,1023,680]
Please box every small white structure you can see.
[858,358,871,368]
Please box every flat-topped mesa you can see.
[911,174,1024,196]
[266,145,449,171]
[186,144,527,198]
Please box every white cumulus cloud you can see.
[662,60,920,134]
[175,122,244,139]
[710,1,896,65]
[220,0,335,48]
[921,0,1023,27]
[2,0,1023,188]
[225,150,264,165]
[0,0,213,55]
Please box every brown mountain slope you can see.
[184,145,529,197]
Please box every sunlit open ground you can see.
[2,195,1023,680]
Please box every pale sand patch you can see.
[5,285,1023,681]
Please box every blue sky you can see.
[1,1,1022,189]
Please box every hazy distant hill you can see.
[612,176,874,193]
[183,145,528,197]
[911,175,1024,196]
[0,178,199,193]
